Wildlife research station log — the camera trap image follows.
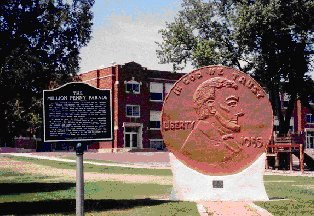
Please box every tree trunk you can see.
[279,94,297,136]
[0,105,6,147]
[273,90,285,137]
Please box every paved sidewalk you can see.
[265,169,314,177]
[32,151,170,166]
[2,153,171,169]
[198,201,273,216]
[3,151,314,176]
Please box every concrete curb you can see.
[247,202,273,216]
[196,203,208,216]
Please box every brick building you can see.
[273,94,314,150]
[80,62,184,152]
[301,105,314,149]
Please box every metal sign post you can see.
[76,143,84,216]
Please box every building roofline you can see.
[80,61,186,76]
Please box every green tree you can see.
[157,0,314,136]
[0,0,94,146]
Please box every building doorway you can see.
[124,127,139,148]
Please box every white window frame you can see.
[150,82,163,102]
[126,105,140,118]
[305,129,314,149]
[124,77,141,94]
[149,111,161,130]
[149,139,164,150]
[165,83,173,96]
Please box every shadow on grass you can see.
[0,199,174,215]
[0,182,75,195]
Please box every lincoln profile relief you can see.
[180,77,245,164]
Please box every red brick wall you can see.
[15,138,36,149]
[116,62,183,148]
[80,62,184,150]
[80,70,97,83]
[80,67,115,150]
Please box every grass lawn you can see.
[1,155,313,215]
[255,175,314,216]
[1,155,172,176]
[0,156,198,216]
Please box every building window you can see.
[165,83,173,96]
[125,77,141,94]
[306,114,314,124]
[126,105,140,118]
[283,101,289,108]
[305,131,314,149]
[126,83,140,93]
[281,93,290,109]
[273,116,279,133]
[273,116,294,133]
[150,82,163,101]
[150,139,164,150]
[290,117,294,133]
[150,111,161,129]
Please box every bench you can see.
[266,136,304,172]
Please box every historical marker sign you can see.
[43,82,112,142]
[161,66,273,175]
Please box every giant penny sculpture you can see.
[161,66,273,175]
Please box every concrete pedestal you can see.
[169,153,269,201]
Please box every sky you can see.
[79,0,192,73]
[79,0,314,79]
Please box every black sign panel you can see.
[43,82,112,142]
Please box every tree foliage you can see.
[0,0,94,146]
[157,0,314,135]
